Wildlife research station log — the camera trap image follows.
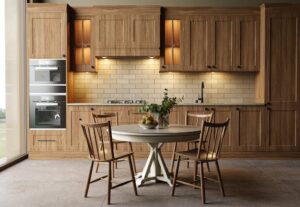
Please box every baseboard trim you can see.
[0,154,29,172]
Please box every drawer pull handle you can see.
[37,139,56,142]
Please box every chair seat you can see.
[176,149,217,161]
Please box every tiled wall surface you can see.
[72,59,256,104]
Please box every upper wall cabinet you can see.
[93,6,160,57]
[71,8,95,72]
[161,8,260,72]
[27,4,67,59]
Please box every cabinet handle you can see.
[90,107,94,111]
[205,107,209,111]
[162,65,166,69]
[211,108,215,111]
[212,65,217,69]
[236,107,240,111]
[207,65,211,69]
[37,139,56,142]
[237,65,242,69]
[62,54,66,57]
[91,65,95,69]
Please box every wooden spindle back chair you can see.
[172,118,230,204]
[170,111,214,173]
[92,112,136,174]
[80,120,137,205]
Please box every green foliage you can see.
[0,109,5,119]
[139,89,183,116]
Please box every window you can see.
[0,0,27,168]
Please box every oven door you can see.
[30,96,66,128]
[29,59,66,84]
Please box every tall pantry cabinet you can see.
[260,4,300,151]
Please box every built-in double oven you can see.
[29,59,66,129]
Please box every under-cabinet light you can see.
[102,56,107,59]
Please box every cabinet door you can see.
[130,15,160,49]
[232,107,266,151]
[209,16,234,71]
[94,15,129,52]
[212,107,233,152]
[27,12,66,58]
[234,16,259,71]
[267,14,300,105]
[266,105,300,151]
[186,16,210,71]
[67,106,98,152]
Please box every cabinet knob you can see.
[207,65,211,69]
[211,108,215,111]
[91,65,95,69]
[162,65,166,69]
[267,107,271,111]
[205,107,209,111]
[237,65,242,69]
[212,65,217,69]
[236,107,240,111]
[90,107,94,111]
[62,54,66,58]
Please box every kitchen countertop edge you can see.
[67,102,266,106]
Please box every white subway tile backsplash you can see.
[71,58,256,104]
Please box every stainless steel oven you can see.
[30,94,66,128]
[29,59,66,84]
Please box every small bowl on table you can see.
[138,123,158,129]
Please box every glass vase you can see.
[153,113,169,129]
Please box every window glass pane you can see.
[0,0,26,166]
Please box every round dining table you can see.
[111,124,201,187]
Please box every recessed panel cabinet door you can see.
[27,12,66,58]
[210,16,234,71]
[267,14,300,105]
[186,16,210,71]
[234,16,259,71]
[94,15,129,50]
[232,107,266,151]
[266,106,299,151]
[130,15,160,49]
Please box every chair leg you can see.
[200,162,206,204]
[96,163,100,173]
[129,142,137,173]
[194,161,198,187]
[170,142,178,173]
[107,161,112,205]
[187,143,190,168]
[215,160,225,197]
[112,162,115,178]
[84,161,94,198]
[171,155,181,196]
[206,162,210,172]
[128,155,138,196]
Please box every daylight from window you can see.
[0,0,6,160]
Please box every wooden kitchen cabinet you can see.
[27,4,67,58]
[162,8,260,72]
[93,6,160,57]
[71,8,95,72]
[66,106,99,152]
[265,105,300,151]
[232,107,266,151]
[234,15,260,71]
[28,130,66,153]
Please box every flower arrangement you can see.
[139,89,183,128]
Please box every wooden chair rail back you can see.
[185,111,214,140]
[198,118,230,161]
[80,119,115,161]
[92,112,119,126]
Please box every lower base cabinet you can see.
[28,105,300,159]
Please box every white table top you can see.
[111,124,201,143]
